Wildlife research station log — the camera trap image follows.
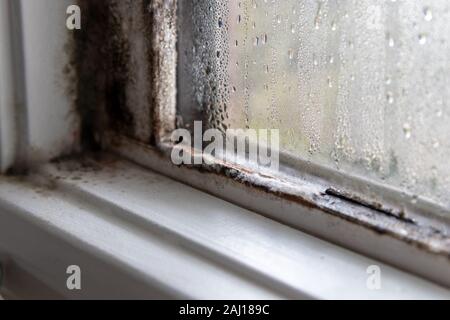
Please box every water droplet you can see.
[314,20,320,30]
[276,15,282,24]
[418,34,427,45]
[327,77,333,88]
[328,55,335,64]
[432,139,440,149]
[403,123,412,139]
[331,21,337,31]
[262,34,268,45]
[387,91,394,104]
[423,7,433,21]
[387,33,395,47]
[288,49,294,60]
[314,2,323,30]
[385,76,392,85]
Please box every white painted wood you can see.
[19,0,79,163]
[0,156,448,299]
[0,0,80,171]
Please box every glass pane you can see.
[179,1,450,210]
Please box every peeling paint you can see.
[325,187,417,225]
[146,140,450,259]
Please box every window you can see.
[1,0,450,299]
[55,0,447,285]
[73,0,450,276]
[179,0,450,215]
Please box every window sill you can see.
[0,154,448,299]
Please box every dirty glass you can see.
[178,1,450,210]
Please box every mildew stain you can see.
[66,0,163,150]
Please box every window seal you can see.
[104,131,450,288]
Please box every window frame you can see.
[0,0,449,296]
[99,0,450,288]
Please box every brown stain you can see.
[157,142,450,259]
[325,187,417,225]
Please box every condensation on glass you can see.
[178,1,450,211]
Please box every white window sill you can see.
[0,154,448,299]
